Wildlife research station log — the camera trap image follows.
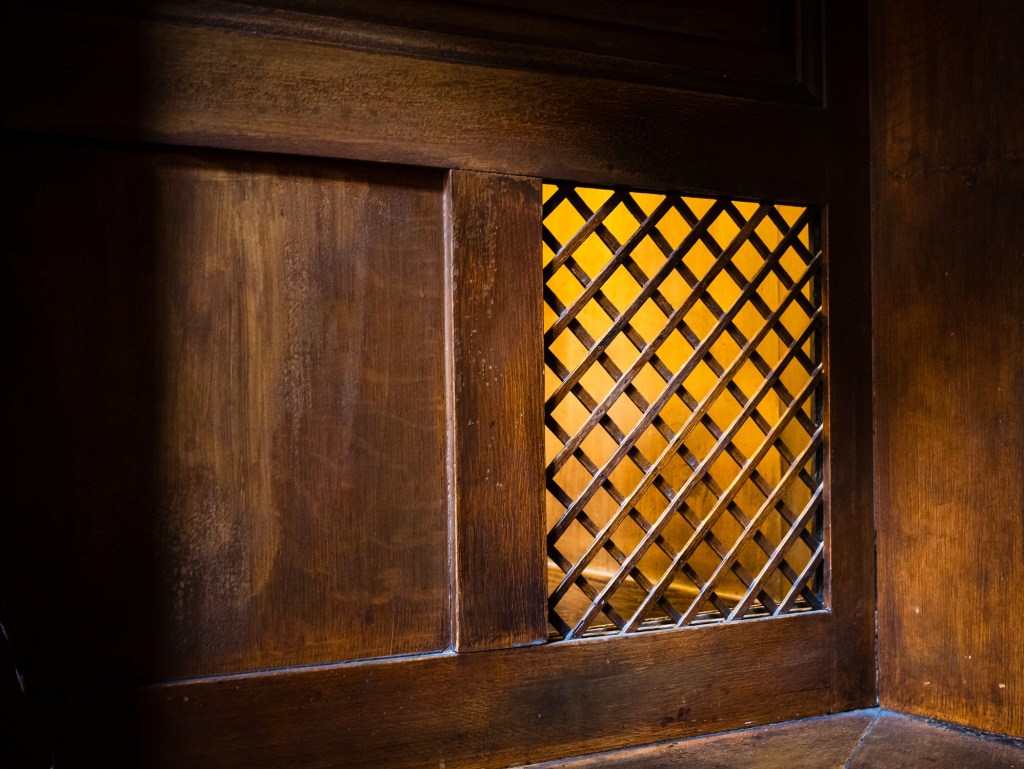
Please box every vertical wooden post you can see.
[445,169,546,651]
[824,0,876,711]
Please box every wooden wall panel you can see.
[0,2,882,765]
[172,0,823,103]
[872,0,1024,737]
[40,613,833,769]
[1,143,451,689]
[0,5,827,204]
[446,170,547,651]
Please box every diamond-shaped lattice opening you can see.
[544,182,825,641]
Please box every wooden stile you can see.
[446,170,547,651]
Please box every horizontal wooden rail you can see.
[40,612,832,769]
[1,5,827,203]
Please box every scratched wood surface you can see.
[447,170,547,651]
[871,0,1024,738]
[146,0,823,103]
[38,613,832,768]
[849,713,1024,769]
[1,142,451,689]
[0,4,827,204]
[821,0,875,714]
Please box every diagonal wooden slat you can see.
[679,199,818,376]
[545,196,675,345]
[730,486,825,620]
[545,200,726,408]
[777,542,825,615]
[546,382,776,619]
[542,184,824,639]
[615,194,822,506]
[566,349,823,638]
[547,401,747,622]
[645,425,824,630]
[544,291,795,619]
[543,188,622,279]
[548,205,773,482]
[551,289,821,616]
[549,244,818,552]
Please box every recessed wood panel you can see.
[1,142,450,689]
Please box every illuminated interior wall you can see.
[543,184,816,623]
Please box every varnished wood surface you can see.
[0,2,884,764]
[2,142,451,688]
[141,0,823,104]
[519,710,1024,769]
[821,0,875,713]
[39,613,833,768]
[446,170,546,651]
[0,5,827,203]
[871,0,1024,737]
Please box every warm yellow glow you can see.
[543,183,819,631]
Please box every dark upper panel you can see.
[0,4,827,203]
[161,0,823,104]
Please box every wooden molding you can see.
[1,5,827,203]
[40,612,833,769]
[134,0,824,105]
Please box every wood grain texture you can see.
[517,709,1024,769]
[871,0,1024,737]
[848,712,1024,769]
[518,710,877,769]
[1,142,450,689]
[446,170,546,651]
[822,0,876,712]
[0,3,881,763]
[141,0,823,104]
[39,612,833,769]
[0,5,827,204]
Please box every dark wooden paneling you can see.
[849,712,1024,769]
[40,612,833,768]
[0,3,880,764]
[1,142,450,689]
[521,710,877,769]
[872,0,1024,738]
[446,170,546,651]
[822,0,876,712]
[166,0,822,104]
[0,5,827,204]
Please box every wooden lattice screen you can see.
[543,183,824,640]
